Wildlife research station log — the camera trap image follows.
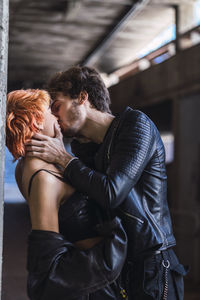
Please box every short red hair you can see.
[6,89,50,161]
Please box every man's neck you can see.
[80,110,115,144]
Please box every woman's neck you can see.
[23,156,53,171]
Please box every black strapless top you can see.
[28,169,100,242]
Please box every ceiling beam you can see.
[80,0,150,67]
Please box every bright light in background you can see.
[195,1,200,25]
[137,24,176,59]
[161,133,174,164]
[4,147,24,202]
[137,0,200,62]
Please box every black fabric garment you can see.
[122,248,187,300]
[27,217,127,300]
[59,192,105,242]
[27,169,128,299]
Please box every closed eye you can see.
[51,101,60,114]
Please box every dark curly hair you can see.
[47,66,111,113]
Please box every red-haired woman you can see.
[6,89,127,300]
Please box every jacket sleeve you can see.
[64,112,155,209]
[27,217,127,300]
[71,140,100,168]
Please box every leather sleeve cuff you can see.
[63,158,84,182]
[64,157,79,170]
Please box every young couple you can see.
[6,66,186,300]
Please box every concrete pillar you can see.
[173,93,200,283]
[175,1,200,49]
[179,2,197,34]
[0,0,9,297]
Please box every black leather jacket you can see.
[27,217,127,300]
[65,107,176,258]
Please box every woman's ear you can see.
[78,91,88,105]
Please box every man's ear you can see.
[78,91,88,104]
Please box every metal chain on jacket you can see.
[162,259,170,300]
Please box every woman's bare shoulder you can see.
[28,169,61,196]
[28,169,74,205]
[27,170,61,232]
[15,158,23,179]
[15,157,75,204]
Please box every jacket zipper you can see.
[118,208,144,224]
[107,131,114,161]
[143,200,167,245]
[106,119,120,162]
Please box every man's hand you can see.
[25,123,73,168]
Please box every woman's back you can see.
[16,157,102,248]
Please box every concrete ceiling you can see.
[8,0,197,88]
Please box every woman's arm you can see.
[28,170,74,232]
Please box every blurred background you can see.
[2,0,200,299]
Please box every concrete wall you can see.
[172,94,200,282]
[0,0,9,297]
